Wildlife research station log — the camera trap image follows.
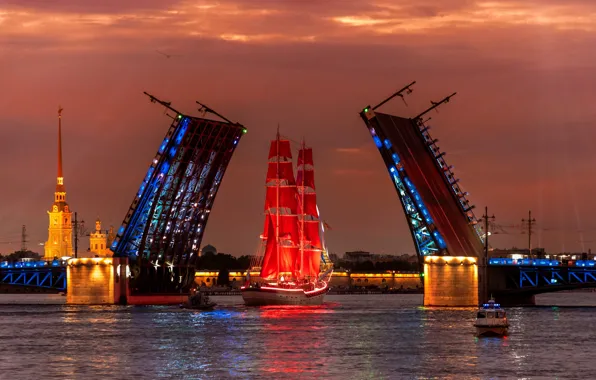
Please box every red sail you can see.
[260,214,278,279]
[260,237,298,279]
[266,161,296,185]
[296,169,315,190]
[304,220,322,249]
[279,215,300,245]
[264,187,298,213]
[295,144,324,279]
[260,214,298,279]
[260,215,300,244]
[302,249,321,279]
[298,148,313,166]
[302,193,318,217]
[279,246,298,276]
[268,139,292,159]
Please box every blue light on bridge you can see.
[175,119,188,144]
[160,162,170,175]
[488,258,562,266]
[383,139,392,149]
[145,167,155,181]
[158,138,170,154]
[387,163,445,256]
[373,136,382,148]
[433,231,447,249]
[1,260,64,269]
[392,153,401,165]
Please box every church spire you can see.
[54,106,66,204]
[45,106,73,260]
[57,106,64,190]
[56,106,64,191]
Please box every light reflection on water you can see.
[0,293,595,378]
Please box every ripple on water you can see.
[1,293,596,379]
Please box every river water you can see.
[1,293,595,379]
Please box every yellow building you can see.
[44,106,73,260]
[87,218,113,258]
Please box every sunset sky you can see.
[1,0,596,257]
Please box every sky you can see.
[1,0,596,257]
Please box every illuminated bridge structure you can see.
[488,259,596,305]
[108,93,247,299]
[0,260,67,291]
[360,82,486,306]
[360,81,596,306]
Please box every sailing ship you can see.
[241,131,333,306]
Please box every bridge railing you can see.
[489,258,596,268]
[1,260,67,291]
[0,260,68,269]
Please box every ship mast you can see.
[299,139,306,279]
[276,126,281,281]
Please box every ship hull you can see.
[241,282,329,306]
[474,326,509,337]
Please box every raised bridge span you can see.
[359,81,596,306]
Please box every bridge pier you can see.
[66,257,187,305]
[66,258,115,304]
[423,256,478,307]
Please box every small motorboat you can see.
[474,298,509,337]
[180,289,217,311]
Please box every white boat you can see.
[474,298,509,337]
[241,131,333,306]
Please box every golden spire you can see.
[57,106,64,190]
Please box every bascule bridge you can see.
[360,82,487,307]
[65,92,247,304]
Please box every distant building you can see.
[491,247,546,259]
[342,251,417,264]
[44,107,73,260]
[343,251,372,263]
[84,218,114,258]
[201,244,217,256]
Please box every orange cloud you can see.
[2,0,595,55]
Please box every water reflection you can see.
[258,305,332,376]
[2,294,596,378]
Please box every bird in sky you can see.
[155,50,181,59]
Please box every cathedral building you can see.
[86,218,115,258]
[44,106,73,259]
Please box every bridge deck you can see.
[372,112,483,257]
